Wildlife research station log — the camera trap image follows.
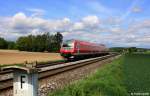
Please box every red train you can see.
[60,39,109,59]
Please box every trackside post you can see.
[2,64,39,96]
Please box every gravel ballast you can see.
[0,55,120,96]
[39,56,120,96]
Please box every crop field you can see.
[49,53,150,96]
[123,54,150,95]
[0,49,63,65]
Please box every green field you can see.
[49,53,150,96]
[123,54,150,95]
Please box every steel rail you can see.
[36,60,67,68]
[0,61,67,81]
[38,54,116,79]
[0,53,118,91]
[0,60,66,75]
[0,70,13,75]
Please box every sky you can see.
[0,0,150,48]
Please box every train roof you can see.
[64,39,106,46]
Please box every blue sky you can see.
[0,0,149,18]
[0,0,150,48]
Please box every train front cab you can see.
[60,40,75,58]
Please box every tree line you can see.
[0,32,63,52]
[110,47,148,53]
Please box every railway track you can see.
[0,53,118,91]
[0,61,67,91]
[0,60,67,90]
[0,60,67,80]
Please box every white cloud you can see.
[131,6,142,13]
[110,27,122,33]
[27,8,46,17]
[0,12,72,40]
[72,22,84,30]
[0,12,150,48]
[82,15,100,25]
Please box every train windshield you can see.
[62,40,74,48]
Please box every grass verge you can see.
[49,56,128,96]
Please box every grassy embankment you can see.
[49,53,150,96]
[49,56,127,96]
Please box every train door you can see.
[76,43,80,54]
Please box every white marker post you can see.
[2,65,39,96]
